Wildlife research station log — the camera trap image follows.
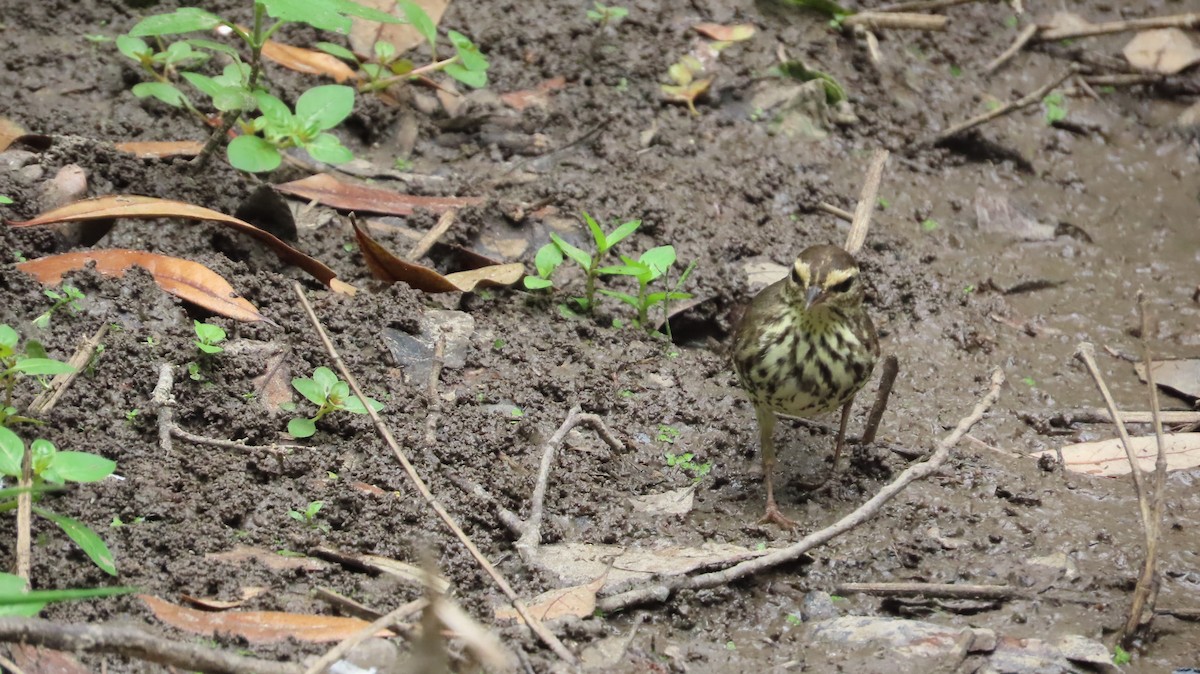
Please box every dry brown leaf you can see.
[0,116,28,153]
[628,486,696,516]
[6,195,354,294]
[275,173,482,216]
[535,542,764,591]
[1124,28,1200,75]
[1033,433,1200,477]
[205,545,329,572]
[180,586,267,611]
[661,78,713,116]
[500,77,567,111]
[351,481,388,496]
[140,594,389,643]
[494,571,607,623]
[248,345,292,410]
[349,0,449,56]
[360,554,451,593]
[113,140,205,159]
[261,40,358,82]
[693,23,756,42]
[352,217,523,292]
[17,250,266,323]
[1135,359,1200,400]
[8,643,91,674]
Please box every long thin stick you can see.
[406,210,457,261]
[876,0,979,12]
[598,369,1004,612]
[837,581,1020,600]
[925,68,1076,146]
[842,12,948,31]
[862,355,899,444]
[292,282,577,665]
[844,149,890,256]
[303,600,423,674]
[984,23,1037,74]
[1037,12,1200,42]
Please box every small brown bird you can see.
[732,244,879,527]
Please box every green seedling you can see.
[664,450,712,483]
[287,500,326,530]
[0,572,134,617]
[32,285,85,330]
[1042,92,1067,124]
[288,366,383,438]
[599,246,696,331]
[661,55,711,115]
[110,515,146,528]
[1112,645,1131,666]
[0,431,118,575]
[587,2,629,29]
[193,320,227,355]
[186,361,204,382]
[0,196,13,205]
[657,424,680,444]
[317,26,489,94]
[124,409,139,424]
[921,219,939,232]
[774,60,847,104]
[121,0,407,171]
[525,211,641,313]
[0,325,75,427]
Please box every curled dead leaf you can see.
[113,140,205,159]
[17,249,266,323]
[1033,434,1200,477]
[494,571,608,624]
[352,217,523,292]
[275,172,482,216]
[140,594,389,643]
[0,116,28,153]
[693,23,756,42]
[261,40,358,82]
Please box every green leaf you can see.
[597,289,640,308]
[303,133,354,164]
[549,233,592,270]
[0,325,18,349]
[131,82,188,108]
[292,378,327,407]
[373,40,396,62]
[184,38,243,60]
[295,85,355,132]
[312,367,339,392]
[597,264,644,276]
[180,72,222,99]
[259,0,403,35]
[444,64,487,89]
[12,358,74,376]
[0,427,23,478]
[162,41,207,67]
[196,343,223,354]
[341,395,383,414]
[523,276,553,290]
[533,242,564,278]
[212,87,256,112]
[288,417,316,438]
[645,290,692,305]
[215,63,251,88]
[115,35,150,62]
[253,92,292,129]
[43,451,116,484]
[0,578,135,616]
[582,212,606,251]
[193,321,226,344]
[639,245,676,280]
[33,506,117,576]
[605,220,640,248]
[448,31,487,72]
[398,0,438,49]
[779,0,853,18]
[128,8,224,37]
[316,42,358,62]
[227,135,282,173]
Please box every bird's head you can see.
[784,244,865,312]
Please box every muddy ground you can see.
[1,0,1199,671]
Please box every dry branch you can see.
[597,369,1005,613]
[407,210,456,261]
[842,12,948,31]
[984,23,1037,74]
[1037,12,1200,42]
[877,0,979,12]
[862,355,899,444]
[844,149,890,256]
[837,581,1021,600]
[925,68,1077,146]
[819,202,854,222]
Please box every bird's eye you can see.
[829,277,854,293]
[789,266,803,285]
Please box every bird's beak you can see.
[804,285,822,310]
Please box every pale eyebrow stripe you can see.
[823,268,856,289]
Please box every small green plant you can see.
[525,212,641,313]
[586,2,629,29]
[317,29,489,94]
[1042,92,1067,124]
[288,367,383,438]
[657,425,680,444]
[664,451,712,483]
[124,409,140,425]
[0,431,118,575]
[1112,645,1131,666]
[186,361,204,382]
[877,197,890,209]
[598,247,696,330]
[0,325,75,427]
[0,196,13,205]
[32,285,85,330]
[920,219,939,232]
[1022,376,1037,387]
[785,613,802,626]
[287,500,326,530]
[0,571,134,616]
[193,320,227,355]
[110,515,146,528]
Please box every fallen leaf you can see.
[360,554,451,593]
[1042,12,1093,36]
[744,260,788,290]
[6,195,354,294]
[494,571,607,623]
[261,40,358,82]
[1123,28,1200,75]
[534,542,764,591]
[7,643,91,674]
[661,78,713,116]
[180,586,267,610]
[351,481,387,496]
[500,77,567,111]
[17,250,266,323]
[140,594,388,643]
[0,117,27,153]
[628,486,696,516]
[232,341,292,409]
[206,545,329,572]
[349,0,449,56]
[353,217,523,292]
[693,23,756,42]
[113,140,205,159]
[1034,433,1200,477]
[974,188,1056,241]
[276,173,482,216]
[1135,359,1200,401]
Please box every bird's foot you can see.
[758,502,798,529]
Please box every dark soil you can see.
[2,0,1199,672]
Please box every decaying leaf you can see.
[17,250,266,323]
[1123,28,1200,75]
[500,76,568,111]
[1134,359,1200,401]
[0,117,29,153]
[693,23,756,42]
[661,55,712,115]
[1034,433,1200,477]
[628,486,696,516]
[113,140,205,159]
[973,187,1056,241]
[275,172,482,216]
[360,554,451,593]
[140,594,388,643]
[180,586,267,611]
[6,195,354,294]
[205,545,329,572]
[534,542,764,591]
[350,0,449,56]
[261,40,358,82]
[744,259,788,290]
[494,570,607,623]
[352,217,523,292]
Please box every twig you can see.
[925,68,1077,146]
[1086,409,1200,424]
[598,369,1004,612]
[406,210,457,261]
[0,617,303,674]
[423,337,446,447]
[877,0,979,12]
[303,600,424,674]
[837,581,1022,600]
[844,149,889,256]
[1122,293,1169,643]
[27,324,108,415]
[842,12,948,31]
[818,202,854,222]
[984,23,1037,74]
[291,282,578,666]
[1037,12,1200,42]
[0,651,24,674]
[862,355,899,444]
[313,586,422,635]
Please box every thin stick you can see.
[926,68,1076,146]
[1037,12,1200,42]
[0,617,303,674]
[877,0,979,12]
[1087,409,1200,424]
[818,202,854,222]
[862,355,899,444]
[837,581,1021,600]
[423,337,446,447]
[304,600,422,674]
[984,23,1037,74]
[291,282,577,665]
[842,12,948,31]
[406,210,457,261]
[27,324,108,414]
[844,149,889,256]
[597,369,1004,612]
[0,651,24,674]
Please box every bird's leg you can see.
[830,394,856,473]
[754,405,796,529]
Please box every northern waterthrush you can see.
[732,244,879,527]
